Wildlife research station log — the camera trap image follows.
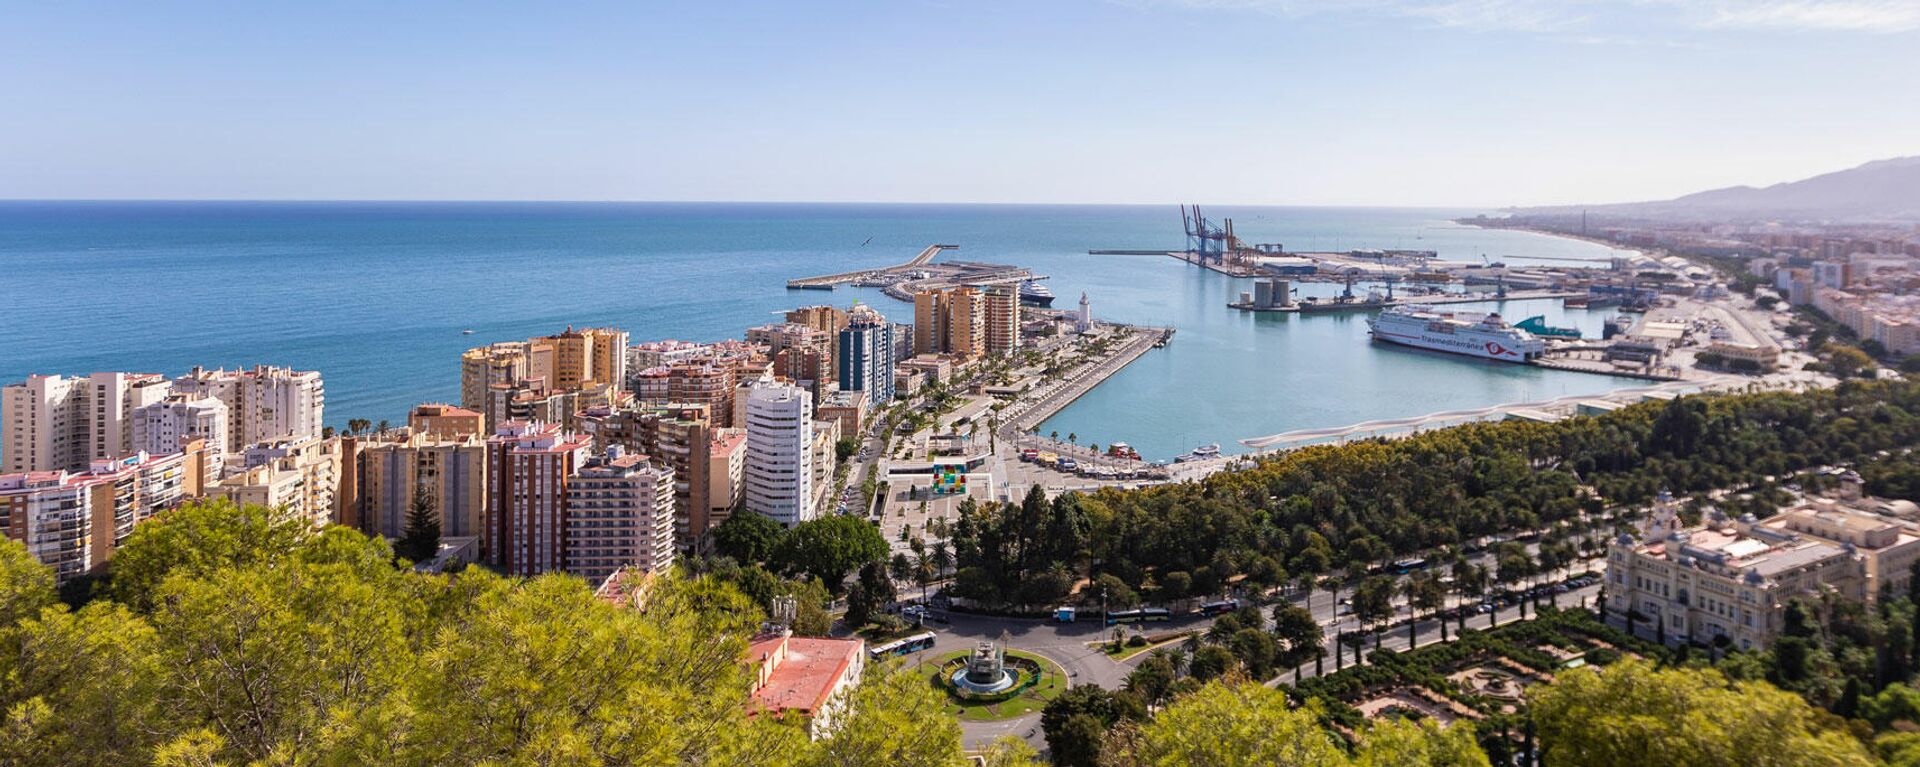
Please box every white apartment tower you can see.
[172,365,325,449]
[743,381,815,527]
[132,395,231,461]
[3,372,172,473]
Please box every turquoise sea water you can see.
[0,202,1641,461]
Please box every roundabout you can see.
[918,643,1068,722]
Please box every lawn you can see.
[917,649,1068,721]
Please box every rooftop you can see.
[747,634,863,718]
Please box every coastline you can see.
[1453,217,1648,259]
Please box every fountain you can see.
[950,639,1017,695]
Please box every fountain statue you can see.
[951,633,1017,694]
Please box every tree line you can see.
[952,380,1920,612]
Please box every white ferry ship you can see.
[1366,306,1546,362]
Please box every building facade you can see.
[0,451,191,584]
[743,382,814,527]
[357,432,489,541]
[564,446,676,581]
[172,365,325,449]
[4,372,172,473]
[837,305,896,406]
[486,420,591,576]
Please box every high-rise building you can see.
[486,420,591,576]
[707,429,747,530]
[131,395,230,475]
[356,432,488,541]
[910,287,986,361]
[577,404,715,548]
[837,304,896,406]
[211,435,343,526]
[743,382,814,527]
[4,372,172,473]
[460,342,532,412]
[982,285,1022,355]
[565,446,676,581]
[631,364,739,428]
[1,450,192,584]
[785,305,851,371]
[461,327,626,429]
[535,326,629,392]
[172,365,325,449]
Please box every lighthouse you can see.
[1075,292,1092,334]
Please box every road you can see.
[885,552,1605,750]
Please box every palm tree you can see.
[1406,572,1446,648]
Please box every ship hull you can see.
[1369,331,1534,362]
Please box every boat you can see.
[1366,306,1546,362]
[462,329,475,335]
[1019,280,1055,308]
[1514,315,1581,339]
[1173,443,1222,463]
[1562,295,1590,308]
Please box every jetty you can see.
[787,244,956,290]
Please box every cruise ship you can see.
[1019,280,1055,307]
[1367,306,1546,362]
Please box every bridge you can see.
[787,244,956,289]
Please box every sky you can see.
[1,0,1916,207]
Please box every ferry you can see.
[1367,306,1546,362]
[1019,280,1055,308]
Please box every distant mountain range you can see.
[1520,156,1920,222]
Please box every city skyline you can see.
[3,1,1915,207]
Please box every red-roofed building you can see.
[746,632,865,738]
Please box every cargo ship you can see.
[1367,306,1546,362]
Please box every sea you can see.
[0,201,1644,461]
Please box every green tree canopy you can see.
[1532,659,1875,767]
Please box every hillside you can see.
[1523,156,1920,221]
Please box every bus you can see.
[1020,448,1039,462]
[1198,599,1242,617]
[1037,452,1058,467]
[868,631,937,659]
[1390,557,1429,575]
[1057,458,1078,472]
[1107,608,1172,625]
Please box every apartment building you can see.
[486,420,591,576]
[564,446,676,581]
[743,382,814,527]
[577,403,715,548]
[356,431,488,541]
[707,429,747,531]
[407,403,485,439]
[171,365,325,449]
[837,304,896,406]
[4,372,172,473]
[131,395,230,474]
[0,450,192,583]
[211,434,343,526]
[981,284,1021,355]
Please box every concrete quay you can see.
[786,243,955,289]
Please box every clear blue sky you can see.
[2,0,1915,206]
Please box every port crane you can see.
[1181,204,1229,262]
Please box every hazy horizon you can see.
[4,1,1916,208]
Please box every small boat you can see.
[462,329,475,335]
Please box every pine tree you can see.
[397,485,441,564]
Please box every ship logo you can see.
[1485,341,1512,357]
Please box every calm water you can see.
[0,201,1640,461]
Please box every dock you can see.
[1228,289,1585,314]
[787,244,956,289]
